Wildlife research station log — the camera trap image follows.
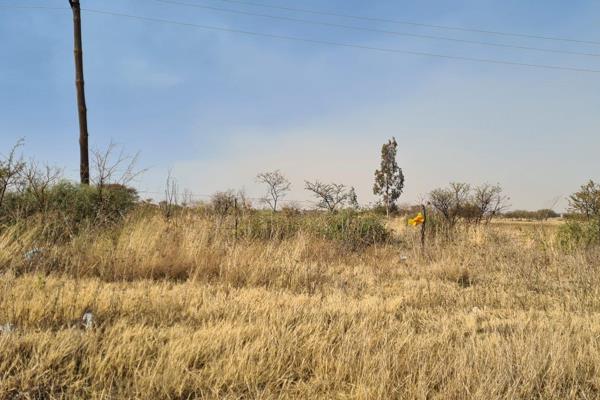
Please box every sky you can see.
[1,0,599,210]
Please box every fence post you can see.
[420,204,427,253]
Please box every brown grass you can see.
[1,213,599,399]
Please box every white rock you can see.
[81,311,94,330]
[0,323,15,334]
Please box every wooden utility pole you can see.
[69,0,90,185]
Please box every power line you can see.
[196,0,600,46]
[77,8,600,73]
[4,1,600,47]
[2,4,600,73]
[151,0,600,58]
[8,1,600,58]
[0,5,67,10]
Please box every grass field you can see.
[1,213,599,399]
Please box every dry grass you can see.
[1,213,599,399]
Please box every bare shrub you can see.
[0,139,26,210]
[256,170,290,212]
[471,183,510,224]
[429,182,470,229]
[161,172,179,219]
[304,180,351,212]
[91,142,144,191]
[430,182,509,229]
[21,161,62,214]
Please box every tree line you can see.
[2,138,599,231]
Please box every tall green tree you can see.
[569,180,600,220]
[373,137,405,217]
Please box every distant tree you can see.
[430,182,509,226]
[211,190,237,217]
[536,209,560,220]
[429,188,454,222]
[348,187,360,210]
[503,209,559,220]
[429,182,470,228]
[305,180,350,212]
[569,180,600,220]
[256,170,291,212]
[373,137,404,217]
[450,182,471,215]
[471,183,509,224]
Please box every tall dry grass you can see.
[1,212,599,399]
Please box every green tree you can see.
[569,180,600,220]
[563,180,600,246]
[373,137,405,217]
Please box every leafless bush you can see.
[21,161,62,213]
[91,142,145,219]
[429,182,470,228]
[472,183,510,224]
[256,170,290,212]
[181,189,194,208]
[235,189,253,212]
[305,180,352,212]
[161,172,179,219]
[0,139,26,209]
[430,182,509,228]
[91,142,144,191]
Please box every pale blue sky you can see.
[1,0,599,209]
